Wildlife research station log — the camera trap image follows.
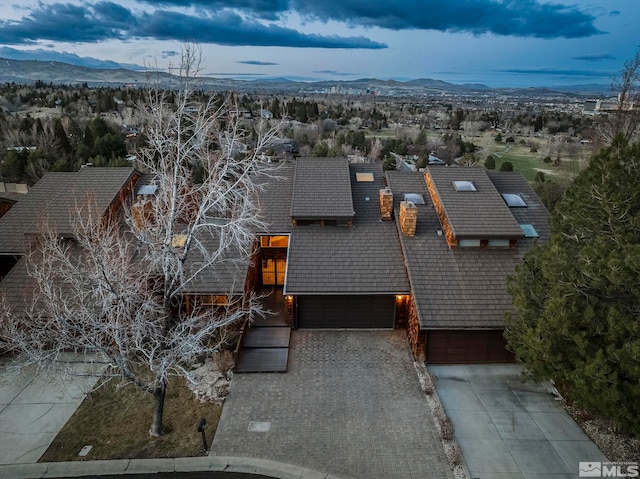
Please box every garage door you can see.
[296,295,395,329]
[426,330,514,364]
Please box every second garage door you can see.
[426,330,515,364]
[296,295,395,329]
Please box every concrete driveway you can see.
[429,364,608,479]
[0,356,99,465]
[211,331,453,479]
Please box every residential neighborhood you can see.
[0,48,638,478]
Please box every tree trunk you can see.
[150,385,166,437]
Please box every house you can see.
[0,158,550,365]
[0,167,139,285]
[253,158,410,328]
[386,167,549,362]
[249,158,549,363]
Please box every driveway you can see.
[211,330,453,479]
[0,356,99,465]
[429,364,608,479]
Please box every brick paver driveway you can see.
[211,330,453,479]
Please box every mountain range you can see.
[0,57,611,97]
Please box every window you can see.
[488,238,510,247]
[202,295,228,306]
[172,234,187,248]
[520,224,539,238]
[502,193,527,207]
[453,180,477,191]
[458,239,481,247]
[404,193,426,204]
[355,172,374,182]
[260,235,289,248]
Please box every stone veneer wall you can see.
[405,297,426,360]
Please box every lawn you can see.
[39,376,223,461]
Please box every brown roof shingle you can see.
[290,158,354,220]
[284,163,409,295]
[0,168,137,255]
[386,169,549,329]
[426,166,524,239]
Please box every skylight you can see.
[355,172,374,182]
[502,193,527,207]
[452,180,477,191]
[520,224,539,238]
[138,184,158,196]
[404,193,425,204]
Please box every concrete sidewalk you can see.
[0,357,100,465]
[430,364,608,479]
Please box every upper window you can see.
[452,180,477,191]
[404,193,426,204]
[355,172,374,182]
[260,235,289,248]
[502,193,527,208]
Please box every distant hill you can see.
[0,57,609,96]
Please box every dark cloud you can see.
[0,46,143,69]
[313,69,355,76]
[289,0,601,38]
[134,0,601,39]
[609,10,621,16]
[494,67,613,78]
[0,2,386,49]
[237,60,280,65]
[573,53,615,62]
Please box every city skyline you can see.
[0,0,638,88]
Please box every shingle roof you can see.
[181,236,250,295]
[290,157,354,220]
[0,168,137,255]
[256,162,294,234]
[426,166,524,239]
[386,170,549,329]
[0,172,71,254]
[284,163,409,295]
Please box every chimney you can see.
[379,187,393,220]
[131,198,153,229]
[400,200,417,237]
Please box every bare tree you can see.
[599,45,640,144]
[0,44,280,437]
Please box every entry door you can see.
[261,250,287,286]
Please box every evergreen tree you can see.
[505,137,640,436]
[499,161,514,171]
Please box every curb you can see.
[0,456,347,479]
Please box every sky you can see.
[0,0,638,88]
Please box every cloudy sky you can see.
[0,0,638,87]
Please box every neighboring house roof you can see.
[0,172,70,255]
[0,168,137,255]
[386,169,549,329]
[284,162,410,295]
[290,157,354,220]
[426,166,524,239]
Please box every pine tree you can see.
[505,137,640,436]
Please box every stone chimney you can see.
[399,200,417,237]
[379,188,393,220]
[131,197,154,229]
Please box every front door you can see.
[262,249,287,286]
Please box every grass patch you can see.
[39,376,222,461]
